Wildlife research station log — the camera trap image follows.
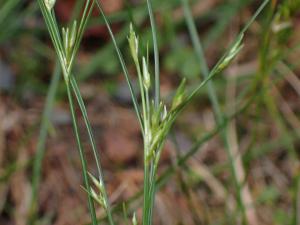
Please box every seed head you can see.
[171,78,186,110]
[88,173,105,194]
[161,105,167,121]
[69,20,77,49]
[132,212,138,225]
[44,0,56,11]
[215,34,244,72]
[128,24,139,64]
[143,57,151,90]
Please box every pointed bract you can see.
[44,0,56,11]
[215,34,244,73]
[70,20,78,49]
[143,57,151,90]
[128,24,139,64]
[132,212,138,225]
[171,78,186,110]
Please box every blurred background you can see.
[0,0,300,224]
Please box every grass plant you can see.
[36,1,113,224]
[36,0,270,224]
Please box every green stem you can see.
[136,62,147,129]
[66,83,98,225]
[146,0,160,109]
[180,0,269,223]
[181,0,247,221]
[147,162,157,225]
[142,86,154,225]
[94,0,144,133]
[70,76,115,225]
[143,161,150,225]
[68,0,94,72]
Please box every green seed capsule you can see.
[143,57,151,90]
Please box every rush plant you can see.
[36,0,269,224]
[36,0,114,224]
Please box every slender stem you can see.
[136,62,147,126]
[142,159,156,225]
[146,0,160,109]
[70,76,115,225]
[146,162,156,225]
[180,0,272,223]
[66,83,98,225]
[142,2,161,221]
[142,85,152,225]
[143,169,150,225]
[70,77,102,177]
[142,159,150,225]
[181,0,247,222]
[94,0,144,133]
[68,0,94,73]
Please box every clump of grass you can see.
[36,0,269,224]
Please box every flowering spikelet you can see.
[44,0,56,11]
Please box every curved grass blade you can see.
[93,0,143,133]
[66,83,98,225]
[180,0,270,223]
[70,76,115,225]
